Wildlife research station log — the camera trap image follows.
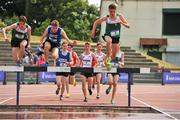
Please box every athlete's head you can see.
[40,54,45,61]
[85,42,91,51]
[68,44,73,52]
[51,20,59,33]
[19,16,27,28]
[62,41,68,51]
[96,43,103,52]
[108,4,116,17]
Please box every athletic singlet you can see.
[12,22,30,41]
[95,52,104,67]
[81,52,93,68]
[105,15,121,38]
[71,51,77,66]
[47,25,62,45]
[56,50,70,67]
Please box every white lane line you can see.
[0,92,53,96]
[0,97,14,105]
[131,95,178,120]
[20,94,54,98]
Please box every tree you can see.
[0,0,99,41]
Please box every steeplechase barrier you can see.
[0,66,151,111]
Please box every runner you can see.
[2,16,31,66]
[106,44,125,104]
[80,42,97,102]
[39,20,75,65]
[91,3,129,70]
[93,43,106,99]
[61,44,79,98]
[68,43,79,87]
[55,41,73,100]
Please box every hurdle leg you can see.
[16,72,21,112]
[3,64,7,85]
[161,69,165,85]
[128,73,133,107]
[3,71,6,85]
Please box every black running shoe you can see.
[106,87,111,94]
[88,89,92,95]
[84,97,87,102]
[92,85,95,89]
[96,95,100,99]
[56,88,60,95]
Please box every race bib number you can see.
[15,34,24,39]
[83,61,91,67]
[110,30,120,37]
[49,37,57,42]
[60,62,67,67]
[58,59,67,67]
[97,61,103,67]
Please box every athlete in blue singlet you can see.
[55,41,73,101]
[39,20,75,65]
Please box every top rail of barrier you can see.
[0,66,151,73]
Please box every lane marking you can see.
[131,95,178,120]
[0,97,14,105]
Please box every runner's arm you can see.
[79,54,83,67]
[90,17,107,38]
[92,53,98,67]
[61,30,73,44]
[68,52,74,66]
[119,14,130,28]
[39,28,48,45]
[74,52,80,65]
[2,23,17,42]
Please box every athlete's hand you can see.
[119,62,124,68]
[90,31,95,38]
[27,44,31,50]
[39,43,43,48]
[66,62,71,67]
[102,63,106,67]
[120,20,130,28]
[72,40,77,45]
[4,37,10,42]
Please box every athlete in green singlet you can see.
[91,3,130,70]
[2,16,31,66]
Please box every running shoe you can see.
[84,97,88,102]
[56,88,60,95]
[111,100,115,105]
[66,93,70,98]
[96,95,100,99]
[88,89,93,95]
[106,87,111,94]
[59,95,63,101]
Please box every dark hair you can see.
[109,4,116,10]
[19,16,27,23]
[97,42,102,47]
[85,42,90,46]
[68,43,73,48]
